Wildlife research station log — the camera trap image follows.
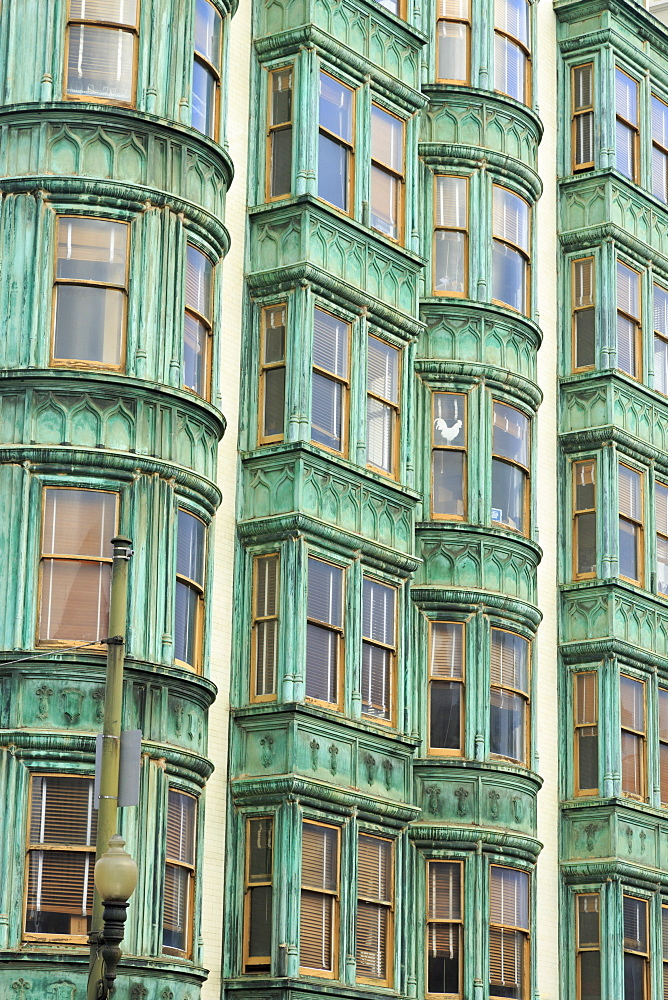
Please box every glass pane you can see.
[575,461,595,512]
[437,21,468,82]
[311,372,343,450]
[70,0,138,25]
[620,676,644,731]
[318,134,349,210]
[368,337,399,403]
[40,560,111,642]
[490,629,529,692]
[623,953,646,1000]
[490,867,529,928]
[362,578,395,645]
[361,643,391,719]
[430,681,461,750]
[271,69,292,125]
[375,0,399,11]
[371,106,403,172]
[163,863,191,952]
[490,688,525,761]
[25,849,94,935]
[492,460,526,533]
[66,25,135,102]
[192,58,217,137]
[54,285,124,365]
[302,823,338,890]
[319,73,353,142]
[270,127,292,197]
[433,450,465,517]
[575,111,594,167]
[167,790,196,864]
[659,688,668,741]
[489,928,526,998]
[580,952,601,1000]
[434,231,466,294]
[306,623,338,703]
[576,511,597,575]
[263,368,285,438]
[493,241,526,312]
[185,245,212,318]
[656,334,668,395]
[43,489,116,558]
[494,33,526,103]
[248,818,273,880]
[653,145,668,203]
[356,903,387,979]
[619,519,639,581]
[661,742,668,805]
[314,309,348,378]
[194,0,222,69]
[300,890,333,970]
[616,69,638,125]
[616,120,635,180]
[29,775,97,845]
[624,896,647,950]
[249,885,272,957]
[435,176,467,228]
[183,313,207,396]
[371,165,400,238]
[659,535,668,596]
[434,393,466,446]
[428,923,460,994]
[577,727,599,791]
[255,620,277,696]
[493,187,529,250]
[621,731,643,796]
[495,0,529,46]
[493,403,528,465]
[430,622,464,679]
[177,510,206,585]
[57,218,127,284]
[308,558,343,627]
[575,308,596,368]
[174,580,199,666]
[264,308,286,364]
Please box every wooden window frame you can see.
[620,673,647,801]
[489,865,530,1000]
[618,462,644,586]
[426,858,463,999]
[370,103,405,243]
[305,555,344,711]
[491,400,530,536]
[356,833,394,986]
[489,627,530,766]
[51,215,129,372]
[311,306,351,458]
[183,242,213,400]
[38,485,118,649]
[572,63,595,172]
[574,672,599,796]
[258,303,287,445]
[366,333,401,478]
[428,621,465,757]
[436,0,471,85]
[174,508,206,673]
[616,260,642,380]
[243,815,274,974]
[251,553,279,703]
[659,688,668,807]
[23,773,96,943]
[572,256,596,372]
[491,184,531,316]
[318,70,355,216]
[572,459,597,580]
[361,575,397,726]
[266,65,293,202]
[433,175,468,298]
[432,391,467,520]
[163,788,196,959]
[494,0,531,105]
[623,894,649,998]
[192,0,223,141]
[615,67,640,183]
[575,892,601,998]
[64,0,140,107]
[299,820,340,979]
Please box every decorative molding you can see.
[309,738,320,771]
[260,735,275,768]
[328,743,339,775]
[35,685,53,720]
[61,688,84,725]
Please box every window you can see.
[192,0,222,138]
[623,895,648,1000]
[654,284,668,395]
[576,894,601,1000]
[163,790,196,957]
[65,0,138,105]
[490,629,529,764]
[659,689,668,806]
[53,216,128,368]
[492,402,529,535]
[433,393,467,519]
[617,262,641,379]
[306,557,343,707]
[436,0,470,84]
[574,672,598,795]
[616,69,639,182]
[367,336,400,476]
[175,509,206,670]
[184,244,213,398]
[356,834,393,984]
[267,67,293,199]
[259,304,286,443]
[252,554,279,701]
[573,460,597,578]
[361,577,396,723]
[620,675,646,799]
[25,775,96,938]
[300,822,339,977]
[657,482,668,597]
[319,72,354,212]
[434,176,467,295]
[492,186,530,314]
[618,464,643,584]
[572,64,594,171]
[426,861,462,996]
[429,622,464,754]
[652,96,668,202]
[39,488,117,644]
[244,817,273,973]
[311,308,349,455]
[573,257,595,370]
[494,0,530,105]
[371,105,404,240]
[489,866,529,1000]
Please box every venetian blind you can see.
[437,0,470,15]
[166,791,196,866]
[620,675,644,733]
[177,510,205,586]
[490,867,528,929]
[617,263,640,318]
[368,337,399,404]
[495,0,529,46]
[358,836,391,902]
[428,862,461,921]
[301,823,338,972]
[435,176,467,229]
[57,217,127,284]
[70,0,137,23]
[313,309,349,378]
[493,187,529,252]
[308,558,343,627]
[656,285,668,337]
[574,65,593,111]
[490,630,528,693]
[29,775,96,846]
[618,464,641,521]
[623,895,647,951]
[42,489,116,558]
[430,622,464,679]
[185,245,212,318]
[362,579,395,646]
[255,554,278,619]
[654,96,668,149]
[574,259,593,308]
[26,850,95,917]
[658,484,668,536]
[254,555,278,696]
[371,106,403,172]
[662,906,668,968]
[576,673,597,726]
[616,70,638,125]
[302,823,338,891]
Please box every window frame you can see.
[573,671,599,797]
[435,0,471,85]
[489,864,530,1000]
[162,787,197,959]
[426,858,464,999]
[620,673,647,801]
[51,214,130,372]
[310,306,351,458]
[243,815,274,974]
[266,65,294,202]
[622,894,649,999]
[251,552,280,703]
[572,63,595,173]
[432,391,467,521]
[366,333,401,479]
[656,480,668,599]
[618,461,644,586]
[428,620,465,757]
[258,303,287,445]
[433,175,468,298]
[370,103,405,243]
[64,0,140,107]
[652,93,668,203]
[662,902,668,997]
[572,256,596,372]
[493,0,531,106]
[572,458,597,580]
[191,0,223,141]
[183,242,214,400]
[654,282,668,396]
[174,507,207,673]
[299,819,341,980]
[659,687,668,807]
[305,554,345,711]
[491,399,530,536]
[489,627,530,766]
[575,892,601,1000]
[615,67,640,184]
[616,259,642,380]
[318,70,355,215]
[356,832,394,987]
[361,574,397,726]
[491,184,531,316]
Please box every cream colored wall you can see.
[534,1,561,996]
[200,1,252,994]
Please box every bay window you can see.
[65,0,138,105]
[574,672,598,795]
[490,629,529,764]
[572,257,595,370]
[300,822,339,977]
[426,861,462,996]
[429,622,464,754]
[491,401,529,535]
[436,0,470,84]
[252,554,279,700]
[267,67,293,199]
[573,459,597,578]
[361,577,396,723]
[618,463,643,584]
[39,487,117,644]
[163,789,196,957]
[576,894,601,1000]
[623,895,648,1000]
[192,0,222,139]
[356,834,393,984]
[434,176,468,295]
[616,69,639,182]
[494,0,530,105]
[259,304,287,443]
[433,392,467,519]
[492,186,530,315]
[319,72,354,212]
[306,557,343,707]
[367,335,400,476]
[654,283,668,395]
[184,244,213,398]
[370,105,404,240]
[175,509,206,670]
[489,866,529,1000]
[311,308,350,455]
[572,64,594,172]
[620,675,646,799]
[244,817,273,973]
[617,262,641,379]
[652,95,668,202]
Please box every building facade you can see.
[1,0,668,999]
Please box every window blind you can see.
[313,309,348,378]
[302,823,338,891]
[437,0,470,15]
[618,465,641,520]
[490,629,528,693]
[70,0,137,24]
[361,645,390,718]
[271,69,292,126]
[574,258,593,308]
[371,106,403,172]
[428,862,461,920]
[574,65,592,110]
[166,791,196,866]
[435,176,467,228]
[662,906,668,973]
[356,904,387,979]
[177,510,205,586]
[30,775,96,846]
[368,337,399,403]
[495,0,529,45]
[493,187,529,251]
[66,27,135,102]
[255,554,278,619]
[654,96,668,148]
[254,555,278,697]
[57,218,127,284]
[300,823,338,973]
[658,484,668,535]
[358,836,391,901]
[186,245,212,318]
[576,673,596,726]
[362,579,395,646]
[43,489,116,559]
[656,285,668,337]
[620,675,644,732]
[490,867,529,929]
[617,263,640,318]
[616,70,638,124]
[308,558,343,627]
[26,850,95,918]
[623,896,647,951]
[430,622,464,679]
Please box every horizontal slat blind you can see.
[574,65,593,110]
[428,862,461,920]
[616,69,638,124]
[656,285,668,336]
[255,554,278,618]
[437,0,470,15]
[362,579,395,645]
[489,928,523,989]
[660,689,668,742]
[494,0,528,45]
[623,895,647,950]
[40,560,111,642]
[490,866,528,929]
[620,675,644,732]
[576,673,597,726]
[313,309,349,377]
[617,263,640,318]
[166,791,196,866]
[654,96,668,150]
[185,245,212,319]
[371,106,403,172]
[358,835,391,901]
[177,510,205,586]
[26,850,94,914]
[490,630,528,693]
[574,258,593,308]
[576,113,594,166]
[658,484,668,536]
[30,775,96,846]
[302,823,338,890]
[618,464,641,520]
[368,336,399,403]
[43,489,116,558]
[163,862,190,933]
[70,0,137,24]
[308,558,343,627]
[57,218,127,284]
[361,644,390,718]
[493,187,529,251]
[435,176,467,228]
[430,622,464,679]
[301,822,338,972]
[300,891,333,970]
[356,904,387,979]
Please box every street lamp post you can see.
[90,835,138,999]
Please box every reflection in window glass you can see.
[494,0,530,104]
[492,402,529,534]
[434,176,467,295]
[492,187,529,314]
[433,393,466,518]
[371,106,404,239]
[192,0,222,138]
[66,1,138,104]
[318,73,354,211]
[175,510,206,669]
[436,0,470,84]
[184,245,212,397]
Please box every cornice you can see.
[231,702,421,749]
[411,584,542,629]
[414,358,542,409]
[559,422,668,474]
[421,83,543,140]
[560,859,668,887]
[419,142,542,202]
[559,633,668,672]
[420,298,543,352]
[408,824,542,861]
[415,521,543,565]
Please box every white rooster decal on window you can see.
[434,396,462,443]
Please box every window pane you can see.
[575,308,595,368]
[437,21,468,82]
[186,246,212,318]
[371,166,400,238]
[255,620,277,696]
[362,643,391,719]
[163,863,191,952]
[435,231,466,293]
[192,58,217,137]
[249,886,272,958]
[371,106,402,172]
[318,134,349,210]
[491,630,528,692]
[29,775,97,846]
[433,450,465,517]
[428,923,461,994]
[575,111,594,168]
[66,25,135,102]
[271,69,292,125]
[40,560,111,642]
[362,578,395,646]
[495,34,526,103]
[314,309,348,378]
[616,120,635,179]
[308,559,343,626]
[194,0,221,69]
[620,675,644,731]
[264,368,286,438]
[367,399,394,472]
[54,285,124,365]
[495,0,529,46]
[619,519,639,581]
[493,188,529,250]
[434,393,466,446]
[174,581,199,665]
[70,0,137,24]
[302,823,338,890]
[43,489,116,558]
[57,218,127,284]
[493,241,526,312]
[576,511,597,576]
[312,372,343,450]
[653,145,668,203]
[624,954,646,1000]
[492,460,526,533]
[577,726,598,790]
[616,70,638,125]
[177,510,206,585]
[430,681,461,749]
[25,850,95,935]
[306,624,338,702]
[357,903,387,979]
[300,891,334,970]
[621,731,643,796]
[624,896,647,950]
[493,403,528,464]
[271,127,293,197]
[183,313,207,396]
[490,688,525,761]
[431,622,464,678]
[368,337,399,403]
[319,74,353,142]
[578,895,599,946]
[167,790,196,865]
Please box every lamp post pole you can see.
[87,535,133,1000]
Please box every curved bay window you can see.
[490,629,529,764]
[163,789,196,957]
[623,895,649,1000]
[39,487,117,644]
[361,577,396,723]
[311,308,349,455]
[429,621,464,754]
[434,176,467,296]
[432,392,467,519]
[494,0,530,105]
[491,401,529,535]
[319,72,354,213]
[436,0,470,84]
[492,187,530,315]
[65,0,138,105]
[489,866,529,1000]
[267,67,293,199]
[192,0,222,139]
[300,821,339,978]
[25,775,96,939]
[244,817,273,973]
[426,861,462,996]
[175,509,206,671]
[306,557,343,708]
[370,105,404,240]
[356,834,393,985]
[53,217,128,369]
[184,244,213,398]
